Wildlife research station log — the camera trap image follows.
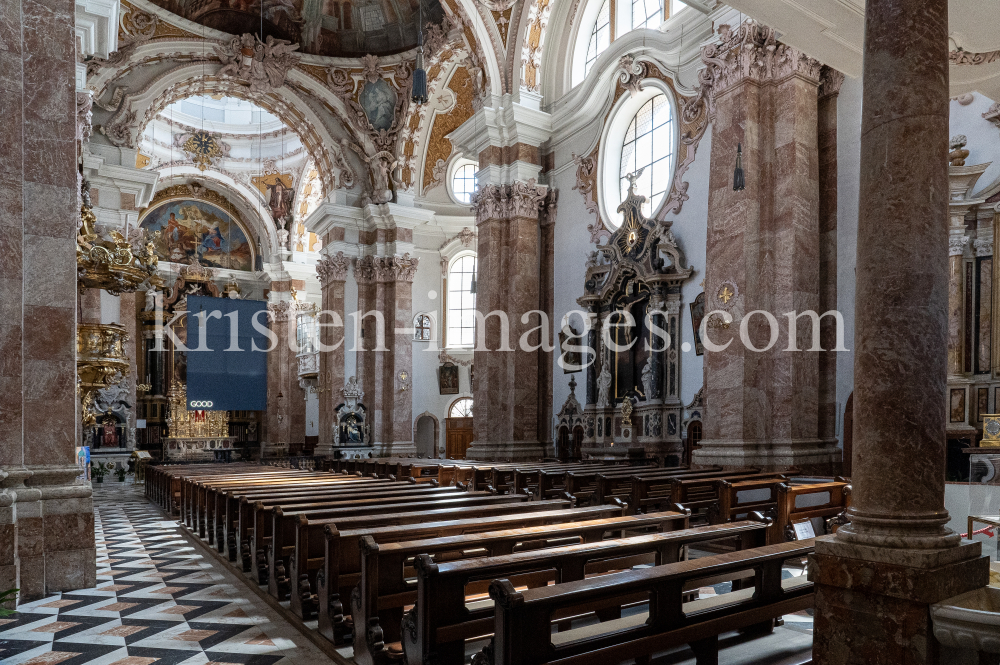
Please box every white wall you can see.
[951,93,1000,196]
[835,75,863,448]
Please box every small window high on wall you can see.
[447,255,477,347]
[451,162,478,204]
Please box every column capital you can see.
[472,180,548,223]
[317,251,351,285]
[354,254,420,284]
[699,20,823,100]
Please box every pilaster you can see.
[693,21,839,472]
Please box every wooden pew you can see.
[661,470,797,518]
[351,511,690,665]
[708,477,787,525]
[769,480,851,544]
[476,539,814,665]
[314,502,609,642]
[263,493,535,599]
[592,467,731,507]
[219,480,441,560]
[402,519,773,665]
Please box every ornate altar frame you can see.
[576,174,694,464]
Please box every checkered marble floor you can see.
[0,482,338,665]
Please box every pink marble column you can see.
[354,255,418,456]
[810,0,989,661]
[693,23,838,473]
[0,0,96,604]
[466,182,549,461]
[315,251,349,456]
[262,299,306,457]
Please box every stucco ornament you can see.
[216,34,301,94]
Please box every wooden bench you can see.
[402,519,773,665]
[260,492,529,597]
[309,504,635,640]
[769,480,851,544]
[351,511,690,665]
[664,470,797,518]
[475,539,814,665]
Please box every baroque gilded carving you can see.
[215,34,301,95]
[520,0,552,93]
[317,251,351,284]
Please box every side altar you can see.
[575,173,694,465]
[163,380,235,461]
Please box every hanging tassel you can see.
[733,142,746,191]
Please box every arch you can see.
[150,171,281,260]
[100,64,360,196]
[412,411,440,458]
[450,0,504,97]
[448,397,474,417]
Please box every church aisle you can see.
[0,483,338,665]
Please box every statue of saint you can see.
[596,364,612,408]
[641,358,655,401]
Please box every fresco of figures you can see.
[147,0,443,58]
[139,199,254,271]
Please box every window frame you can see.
[444,252,478,349]
[598,79,679,229]
[447,158,479,205]
[449,397,473,418]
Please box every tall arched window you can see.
[584,0,611,77]
[447,255,477,347]
[619,92,674,217]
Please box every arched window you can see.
[584,0,611,77]
[451,163,477,204]
[619,92,674,217]
[447,255,477,347]
[413,313,432,341]
[631,0,660,29]
[450,398,473,418]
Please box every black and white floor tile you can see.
[0,482,337,665]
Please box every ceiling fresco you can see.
[146,0,444,58]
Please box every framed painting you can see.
[950,388,966,423]
[439,363,459,395]
[139,198,254,271]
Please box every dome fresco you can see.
[145,0,444,58]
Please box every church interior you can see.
[3,0,1000,662]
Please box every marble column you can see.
[315,251,350,456]
[0,0,96,604]
[810,0,990,661]
[261,299,306,457]
[693,22,839,473]
[465,182,550,461]
[354,254,418,456]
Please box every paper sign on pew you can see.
[791,518,817,540]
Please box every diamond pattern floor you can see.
[0,482,337,665]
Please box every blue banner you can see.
[185,295,269,411]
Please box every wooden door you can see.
[445,416,474,459]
